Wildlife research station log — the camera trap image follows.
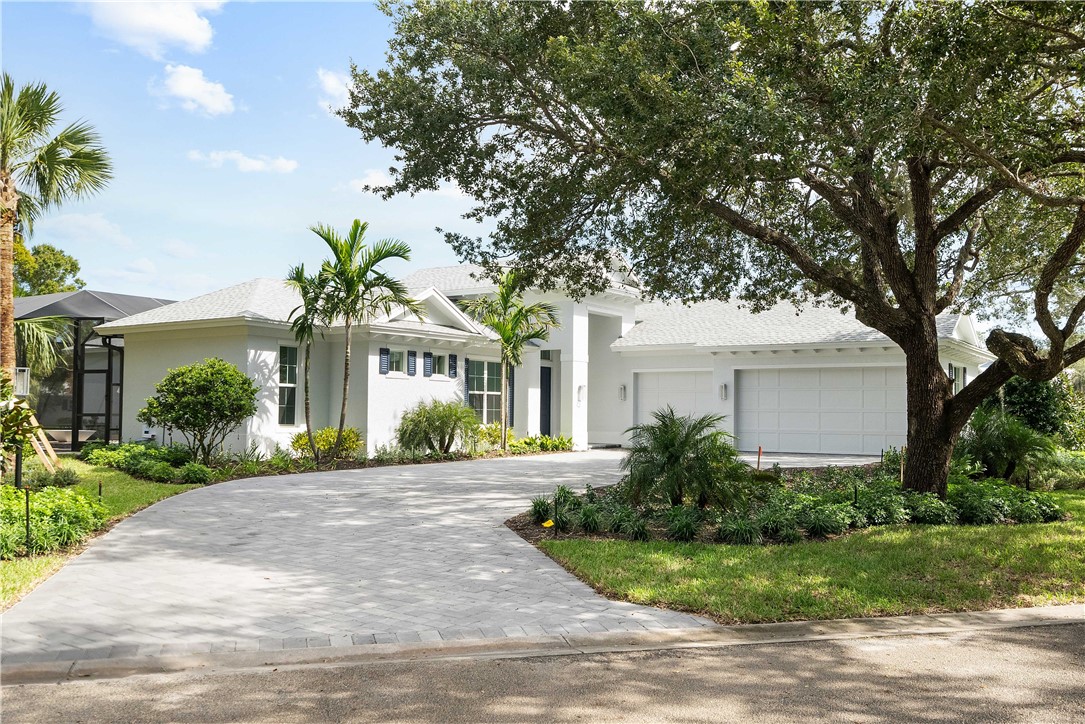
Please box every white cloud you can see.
[83,1,225,60]
[187,150,299,174]
[348,169,393,193]
[162,240,200,259]
[127,257,158,275]
[316,67,350,114]
[157,64,234,116]
[34,212,133,249]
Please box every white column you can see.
[521,349,542,437]
[558,303,590,450]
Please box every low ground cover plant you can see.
[1,484,107,559]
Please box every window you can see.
[540,350,552,361]
[948,363,967,395]
[433,354,447,376]
[468,360,502,423]
[279,346,297,425]
[388,350,405,373]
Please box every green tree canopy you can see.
[14,238,84,296]
[342,1,1085,495]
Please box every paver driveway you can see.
[2,451,710,664]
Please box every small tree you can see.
[459,271,559,451]
[138,358,258,465]
[286,264,330,462]
[1,369,38,474]
[396,399,480,455]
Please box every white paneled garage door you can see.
[735,367,907,454]
[635,371,715,425]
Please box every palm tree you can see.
[312,219,420,457]
[459,271,559,451]
[286,264,329,462]
[14,315,71,377]
[1,74,112,379]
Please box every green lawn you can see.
[540,490,1085,624]
[1,460,198,609]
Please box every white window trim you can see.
[431,353,448,379]
[468,358,503,424]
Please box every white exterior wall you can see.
[118,326,251,450]
[364,339,474,454]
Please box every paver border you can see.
[4,604,1081,686]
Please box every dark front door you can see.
[540,366,552,437]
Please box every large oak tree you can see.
[342,1,1085,495]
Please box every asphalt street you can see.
[4,623,1083,723]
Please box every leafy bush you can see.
[905,492,959,524]
[369,444,435,465]
[266,447,296,473]
[553,484,579,512]
[49,467,81,488]
[552,507,571,532]
[178,462,214,485]
[136,460,176,483]
[622,406,751,508]
[607,504,639,535]
[755,505,799,539]
[395,400,479,455]
[800,503,852,537]
[717,513,763,545]
[1037,451,1085,490]
[985,376,1078,439]
[1,485,108,558]
[138,357,259,465]
[665,506,701,542]
[509,435,574,454]
[477,422,513,449]
[624,516,651,541]
[530,496,551,524]
[855,484,909,526]
[291,426,363,460]
[1,371,39,475]
[577,503,603,533]
[957,407,1057,482]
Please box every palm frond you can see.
[14,316,71,376]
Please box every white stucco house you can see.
[96,264,994,456]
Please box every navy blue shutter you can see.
[423,352,433,377]
[448,354,458,378]
[379,348,390,375]
[407,351,417,376]
[463,357,470,403]
[507,366,515,427]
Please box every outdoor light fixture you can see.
[720,383,728,401]
[577,385,586,407]
[618,384,627,401]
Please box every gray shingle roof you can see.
[403,264,494,294]
[96,278,299,331]
[613,300,963,349]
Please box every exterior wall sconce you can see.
[618,384,627,401]
[577,384,586,407]
[719,383,728,401]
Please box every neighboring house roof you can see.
[14,289,174,322]
[613,300,982,352]
[95,278,489,342]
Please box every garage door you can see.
[635,371,715,425]
[735,367,906,454]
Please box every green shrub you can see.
[1,485,107,559]
[78,441,108,462]
[552,484,579,512]
[717,513,763,545]
[957,407,1057,482]
[855,485,909,526]
[755,505,798,539]
[607,504,638,535]
[178,462,214,485]
[291,427,363,461]
[530,496,551,524]
[905,492,959,524]
[1037,451,1085,490]
[577,503,603,534]
[509,435,573,454]
[624,516,651,542]
[552,507,571,532]
[949,482,1012,524]
[157,444,194,467]
[46,467,81,488]
[665,506,701,542]
[138,357,259,465]
[775,525,804,544]
[395,400,479,455]
[622,406,751,508]
[137,460,176,483]
[801,503,852,537]
[477,422,513,449]
[266,447,295,473]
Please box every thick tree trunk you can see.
[335,317,352,459]
[1,207,16,381]
[900,324,961,498]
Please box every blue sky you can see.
[3,1,484,300]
